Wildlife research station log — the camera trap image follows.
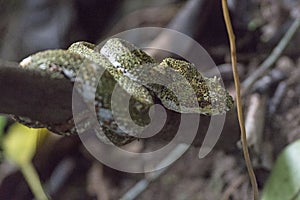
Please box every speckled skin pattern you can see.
[18,38,234,146]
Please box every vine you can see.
[221,0,259,199]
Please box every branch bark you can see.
[0,60,73,125]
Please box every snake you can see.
[17,38,234,146]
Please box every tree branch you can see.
[0,59,239,150]
[242,16,300,93]
[0,60,73,125]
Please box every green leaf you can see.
[3,123,39,165]
[2,123,49,199]
[261,139,300,200]
[21,162,49,200]
[0,115,7,136]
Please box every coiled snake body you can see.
[18,38,234,146]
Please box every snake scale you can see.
[18,38,234,146]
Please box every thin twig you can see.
[119,144,189,200]
[220,175,247,200]
[242,16,300,93]
[221,1,259,200]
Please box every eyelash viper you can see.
[17,38,234,146]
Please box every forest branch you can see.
[0,60,73,125]
[0,60,239,150]
[242,16,300,93]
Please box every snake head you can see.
[153,58,234,115]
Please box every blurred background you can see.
[0,0,300,199]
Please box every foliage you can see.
[3,123,49,200]
[261,140,300,200]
